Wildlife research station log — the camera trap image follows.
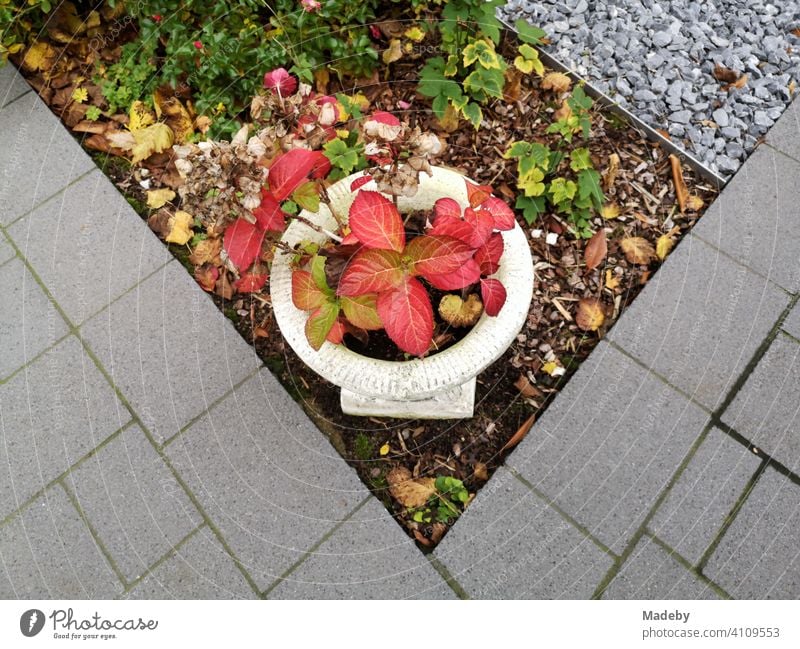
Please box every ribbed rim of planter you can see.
[270,166,535,402]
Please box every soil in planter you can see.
[18,9,719,549]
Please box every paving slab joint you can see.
[645,533,733,600]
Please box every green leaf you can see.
[569,147,593,171]
[518,166,546,197]
[461,102,483,128]
[577,168,604,210]
[549,177,577,205]
[516,195,547,225]
[305,301,340,351]
[291,181,320,213]
[515,19,547,45]
[310,255,333,295]
[323,138,359,175]
[462,39,502,70]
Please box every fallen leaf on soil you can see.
[165,210,193,245]
[713,64,740,83]
[437,104,460,132]
[514,374,542,398]
[128,101,155,132]
[438,293,483,327]
[600,203,620,219]
[602,153,620,191]
[189,238,222,266]
[669,154,690,212]
[503,67,523,102]
[195,115,212,134]
[215,271,235,299]
[111,122,174,164]
[194,263,219,292]
[382,39,403,64]
[687,194,705,211]
[387,466,436,509]
[605,269,621,290]
[656,234,675,260]
[154,87,194,143]
[584,228,607,271]
[576,297,605,331]
[146,188,175,209]
[554,98,572,120]
[542,361,564,376]
[430,523,447,544]
[473,462,489,481]
[620,237,657,265]
[501,414,535,451]
[147,209,172,238]
[22,41,57,72]
[541,72,571,94]
[379,443,390,456]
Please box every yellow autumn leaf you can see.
[404,26,425,42]
[541,72,572,94]
[605,269,621,290]
[128,100,155,132]
[601,203,621,219]
[383,38,403,64]
[387,467,435,509]
[686,194,705,211]
[154,89,194,144]
[146,188,176,209]
[165,210,193,245]
[542,361,559,376]
[437,103,460,132]
[379,443,390,456]
[576,297,605,331]
[438,294,483,327]
[21,41,56,72]
[656,234,674,260]
[130,122,174,164]
[71,87,88,103]
[620,237,657,265]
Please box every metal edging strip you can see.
[498,15,727,190]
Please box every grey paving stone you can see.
[0,257,69,379]
[505,342,709,555]
[0,486,122,598]
[602,536,719,600]
[608,234,788,411]
[0,92,94,225]
[268,497,454,599]
[0,235,15,265]
[721,334,800,471]
[64,425,202,583]
[705,468,800,598]
[125,526,255,599]
[433,468,614,599]
[649,428,761,565]
[692,146,800,293]
[80,261,261,443]
[8,170,170,325]
[781,302,800,342]
[166,368,368,590]
[0,63,30,108]
[0,335,129,521]
[765,98,800,163]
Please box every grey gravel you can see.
[501,0,800,177]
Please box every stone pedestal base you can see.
[340,378,476,419]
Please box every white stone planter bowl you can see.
[270,166,534,418]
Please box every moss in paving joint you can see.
[58,479,130,589]
[425,555,470,600]
[261,496,372,599]
[507,467,618,560]
[0,421,131,531]
[120,522,207,596]
[645,532,732,600]
[696,458,768,574]
[0,330,73,386]
[591,421,715,599]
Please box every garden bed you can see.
[10,1,718,547]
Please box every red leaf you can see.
[474,233,504,276]
[424,258,481,290]
[465,180,493,208]
[269,149,330,201]
[194,264,219,292]
[404,235,474,276]
[429,214,475,245]
[434,197,462,220]
[326,318,347,344]
[253,192,286,232]
[481,196,516,231]
[305,301,340,351]
[348,190,405,252]
[464,207,494,248]
[263,67,297,95]
[480,278,507,316]
[341,231,361,246]
[350,175,373,191]
[584,228,607,271]
[292,270,327,310]
[223,218,266,271]
[369,110,401,126]
[377,277,433,357]
[337,248,404,296]
[234,272,268,293]
[341,295,383,330]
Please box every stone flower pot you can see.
[270,166,534,418]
